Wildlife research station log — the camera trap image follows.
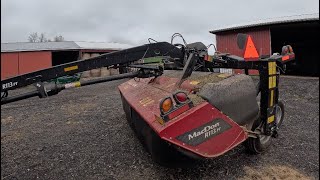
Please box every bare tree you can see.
[54,35,64,42]
[28,32,39,42]
[28,33,65,42]
[39,33,47,42]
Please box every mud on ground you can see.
[1,77,319,180]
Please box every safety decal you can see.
[176,118,232,146]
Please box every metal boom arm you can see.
[1,42,182,92]
[1,42,182,104]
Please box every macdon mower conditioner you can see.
[1,33,294,166]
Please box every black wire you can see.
[276,64,286,74]
[170,33,187,46]
[148,38,158,44]
[206,44,217,51]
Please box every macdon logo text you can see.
[188,122,221,140]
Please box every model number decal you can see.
[176,118,232,146]
[2,82,18,90]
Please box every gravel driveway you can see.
[1,76,319,180]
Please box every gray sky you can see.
[1,0,319,48]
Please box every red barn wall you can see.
[1,51,52,80]
[215,28,271,74]
[18,51,51,75]
[1,53,19,80]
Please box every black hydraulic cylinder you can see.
[78,71,139,87]
[1,71,141,105]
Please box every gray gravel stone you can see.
[1,77,319,180]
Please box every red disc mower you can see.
[1,33,295,166]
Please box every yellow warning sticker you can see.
[268,62,276,75]
[270,90,274,107]
[269,77,273,88]
[267,115,275,123]
[64,65,78,72]
[269,76,276,89]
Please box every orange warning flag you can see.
[243,36,259,60]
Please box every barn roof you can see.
[1,41,133,53]
[1,41,79,52]
[210,13,319,34]
[74,41,133,50]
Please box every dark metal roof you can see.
[210,13,319,34]
[1,41,133,53]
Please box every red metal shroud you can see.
[118,76,248,158]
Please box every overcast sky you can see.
[1,0,319,48]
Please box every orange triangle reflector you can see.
[244,36,259,60]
